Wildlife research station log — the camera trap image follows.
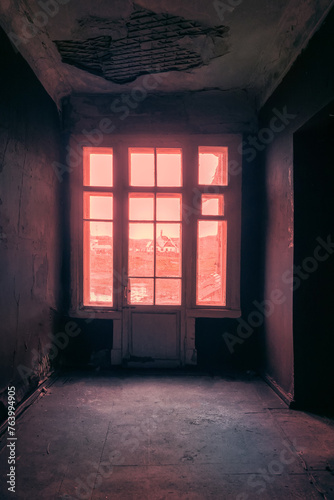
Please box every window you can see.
[196,147,227,306]
[75,136,241,316]
[82,148,114,306]
[128,148,182,306]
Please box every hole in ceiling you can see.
[54,4,229,84]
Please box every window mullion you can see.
[153,148,157,305]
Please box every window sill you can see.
[68,308,122,320]
[186,308,241,318]
[68,307,241,320]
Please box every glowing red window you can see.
[201,194,224,216]
[128,149,182,305]
[157,148,182,186]
[196,147,228,306]
[83,149,113,306]
[129,148,155,187]
[83,150,113,187]
[197,220,227,306]
[129,148,182,187]
[198,146,228,186]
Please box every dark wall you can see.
[51,314,113,370]
[0,28,62,416]
[258,7,334,404]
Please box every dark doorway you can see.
[293,101,334,413]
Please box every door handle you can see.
[123,286,135,309]
[124,285,131,302]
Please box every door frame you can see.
[119,138,187,365]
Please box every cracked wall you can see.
[0,27,62,417]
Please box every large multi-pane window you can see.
[80,139,240,313]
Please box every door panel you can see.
[131,313,179,359]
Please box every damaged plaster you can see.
[54,4,229,84]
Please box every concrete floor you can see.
[1,371,334,500]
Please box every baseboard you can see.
[0,372,58,442]
[261,372,295,407]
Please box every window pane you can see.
[157,148,182,186]
[129,278,154,305]
[129,223,154,277]
[129,194,154,220]
[84,153,113,187]
[84,193,113,220]
[83,221,113,306]
[198,147,228,186]
[156,195,181,221]
[201,195,224,216]
[129,148,155,186]
[156,224,181,277]
[156,279,181,305]
[197,220,227,306]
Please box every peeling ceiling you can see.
[0,0,333,109]
[55,5,229,84]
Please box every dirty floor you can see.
[0,371,334,499]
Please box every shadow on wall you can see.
[52,314,114,371]
[195,318,260,373]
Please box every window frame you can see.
[68,134,241,319]
[82,147,114,308]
